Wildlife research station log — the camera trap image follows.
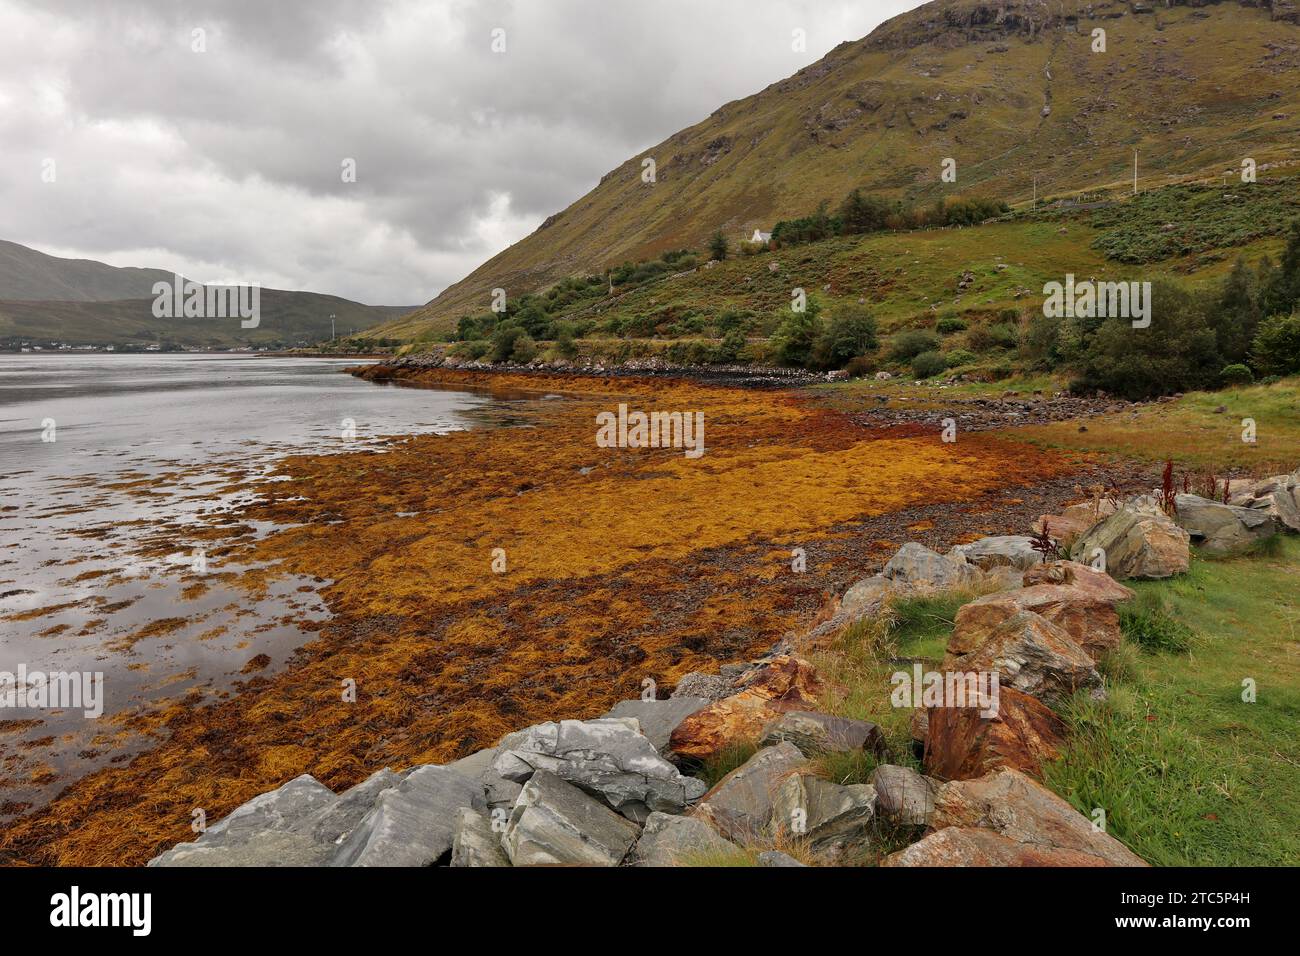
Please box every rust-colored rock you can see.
[1021,560,1135,605]
[931,767,1147,866]
[882,826,1111,867]
[669,657,822,762]
[1033,513,1092,549]
[923,687,1067,781]
[954,583,1124,661]
[944,609,1101,708]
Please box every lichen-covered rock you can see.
[693,741,807,842]
[924,687,1067,781]
[502,770,640,867]
[1173,493,1281,555]
[757,850,807,867]
[945,608,1102,708]
[1070,504,1190,580]
[870,764,937,826]
[882,542,980,590]
[771,773,876,860]
[1021,560,1135,605]
[949,535,1041,571]
[628,811,736,866]
[930,767,1147,866]
[669,657,821,763]
[758,710,885,757]
[493,717,707,816]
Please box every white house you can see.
[750,229,772,244]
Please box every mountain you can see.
[382,0,1300,340]
[0,240,416,348]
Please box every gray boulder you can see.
[694,741,807,842]
[502,770,641,866]
[602,697,710,755]
[771,773,876,860]
[882,543,979,590]
[446,746,523,810]
[1070,503,1190,580]
[871,764,938,827]
[758,710,885,757]
[330,765,486,867]
[628,811,737,866]
[295,768,404,845]
[449,807,511,867]
[1174,493,1280,555]
[493,717,707,816]
[949,535,1042,571]
[1230,472,1300,532]
[149,774,340,867]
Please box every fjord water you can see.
[0,353,499,818]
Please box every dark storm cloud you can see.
[0,0,920,303]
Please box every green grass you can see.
[1119,590,1196,654]
[1043,538,1300,866]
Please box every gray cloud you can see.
[0,0,921,304]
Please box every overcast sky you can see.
[0,0,922,305]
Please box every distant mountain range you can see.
[0,240,416,348]
[381,0,1300,339]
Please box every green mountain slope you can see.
[384,0,1300,340]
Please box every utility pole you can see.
[330,313,336,342]
[1033,174,1038,204]
[1133,149,1139,195]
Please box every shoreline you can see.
[0,368,1139,865]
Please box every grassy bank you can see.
[805,537,1300,866]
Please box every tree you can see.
[1250,313,1300,377]
[838,190,893,235]
[1260,220,1300,319]
[1071,281,1222,399]
[709,230,729,262]
[1214,257,1262,365]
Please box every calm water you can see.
[0,353,510,818]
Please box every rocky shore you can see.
[149,467,1300,867]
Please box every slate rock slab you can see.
[502,769,641,866]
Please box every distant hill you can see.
[383,0,1300,340]
[0,239,183,302]
[0,240,417,347]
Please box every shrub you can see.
[811,304,879,369]
[889,329,941,363]
[770,300,824,367]
[944,348,977,367]
[450,339,490,360]
[510,333,538,364]
[936,316,968,334]
[844,355,875,378]
[911,350,949,379]
[716,328,748,364]
[1220,363,1254,387]
[1250,313,1300,376]
[969,321,1019,352]
[490,323,526,362]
